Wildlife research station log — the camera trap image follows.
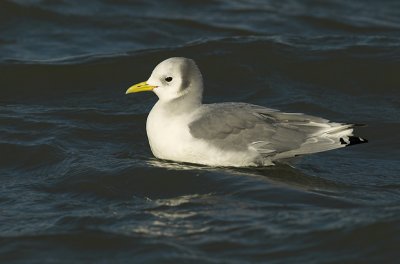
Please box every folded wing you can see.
[189,103,366,161]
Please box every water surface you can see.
[1,0,400,263]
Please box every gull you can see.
[126,57,367,167]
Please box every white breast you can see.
[145,102,260,166]
[146,102,198,161]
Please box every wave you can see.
[0,142,65,170]
[1,0,399,64]
[2,34,398,65]
[1,35,398,103]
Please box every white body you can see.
[147,101,261,166]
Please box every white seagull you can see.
[126,57,367,167]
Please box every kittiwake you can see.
[125,57,367,167]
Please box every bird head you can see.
[126,57,203,104]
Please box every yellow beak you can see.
[125,81,157,94]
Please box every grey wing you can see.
[189,103,353,158]
[189,103,350,156]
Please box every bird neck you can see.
[158,89,202,116]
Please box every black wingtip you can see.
[340,136,368,146]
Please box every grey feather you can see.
[189,103,356,160]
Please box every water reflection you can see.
[147,158,346,191]
[124,194,213,237]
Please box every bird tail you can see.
[271,123,368,161]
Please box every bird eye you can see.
[165,77,173,82]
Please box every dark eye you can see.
[165,77,173,82]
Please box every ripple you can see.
[0,142,65,170]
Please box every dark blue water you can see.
[1,0,400,263]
